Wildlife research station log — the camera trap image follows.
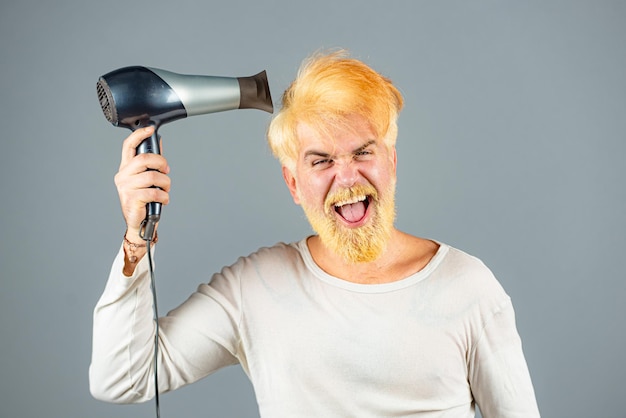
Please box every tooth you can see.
[335,195,366,207]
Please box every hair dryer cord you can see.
[145,233,161,418]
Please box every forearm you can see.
[90,244,240,404]
[89,245,157,403]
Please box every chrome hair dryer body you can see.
[96,66,273,239]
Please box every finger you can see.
[130,169,172,193]
[125,152,170,176]
[130,187,171,207]
[120,188,170,232]
[115,166,172,197]
[119,126,155,169]
[116,182,170,229]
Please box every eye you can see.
[354,150,373,160]
[312,158,333,167]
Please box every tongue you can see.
[337,201,366,223]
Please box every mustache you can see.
[324,184,378,213]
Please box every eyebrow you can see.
[304,140,377,159]
[354,140,376,154]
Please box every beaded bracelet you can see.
[123,231,158,263]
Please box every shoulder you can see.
[240,240,303,266]
[203,240,307,296]
[439,244,495,277]
[215,240,306,280]
[431,242,510,306]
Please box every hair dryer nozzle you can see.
[237,71,274,113]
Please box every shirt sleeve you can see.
[89,245,240,404]
[468,299,540,417]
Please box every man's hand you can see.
[114,126,171,245]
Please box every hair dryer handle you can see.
[137,129,162,241]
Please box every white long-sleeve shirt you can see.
[90,239,540,417]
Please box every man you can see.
[90,50,540,417]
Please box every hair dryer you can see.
[96,66,273,240]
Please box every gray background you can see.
[1,1,624,417]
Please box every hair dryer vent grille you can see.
[96,78,117,124]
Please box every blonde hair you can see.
[267,49,404,171]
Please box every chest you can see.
[241,281,474,403]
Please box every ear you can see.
[391,146,398,174]
[282,166,301,205]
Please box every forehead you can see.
[295,115,377,155]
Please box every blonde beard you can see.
[300,183,396,263]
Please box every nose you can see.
[334,159,359,188]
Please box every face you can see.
[283,114,398,263]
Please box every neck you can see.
[306,230,439,284]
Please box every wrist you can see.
[123,230,158,263]
[124,228,144,245]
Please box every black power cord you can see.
[140,216,162,417]
[145,233,161,418]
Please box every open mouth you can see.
[333,195,371,224]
